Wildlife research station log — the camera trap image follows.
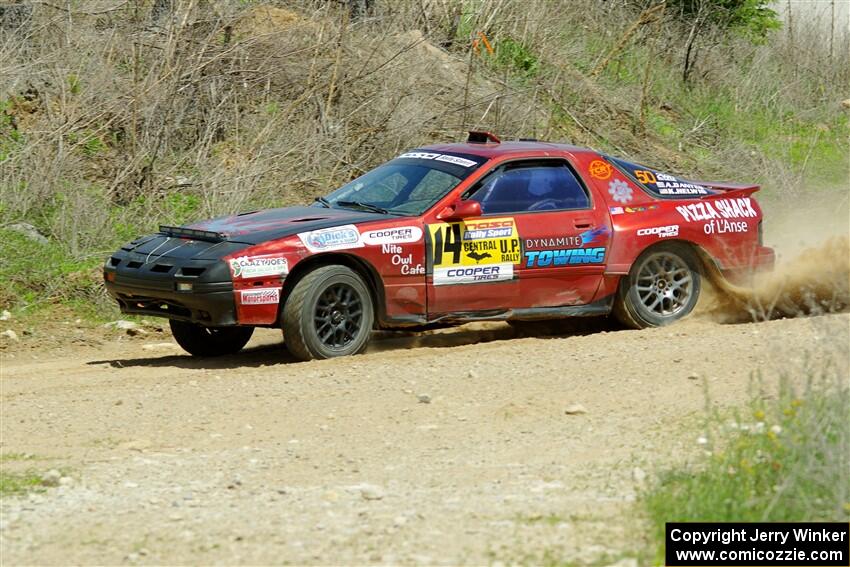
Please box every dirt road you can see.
[1,311,847,565]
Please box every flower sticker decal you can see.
[608,179,633,204]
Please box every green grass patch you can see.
[643,368,850,563]
[0,470,46,496]
[493,37,539,79]
[0,452,40,463]
[0,228,105,309]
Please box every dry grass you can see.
[0,0,847,311]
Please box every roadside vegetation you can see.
[642,363,850,562]
[0,0,847,319]
[0,470,45,497]
[0,451,72,497]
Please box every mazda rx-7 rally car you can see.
[104,131,774,360]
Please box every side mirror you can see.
[436,199,482,222]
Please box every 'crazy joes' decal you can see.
[229,256,289,279]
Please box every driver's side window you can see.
[465,161,590,215]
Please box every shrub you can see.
[643,365,850,562]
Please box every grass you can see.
[0,452,39,463]
[0,228,108,312]
[0,470,46,496]
[643,365,850,563]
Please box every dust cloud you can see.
[699,192,850,323]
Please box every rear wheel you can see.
[614,243,701,329]
[282,265,374,361]
[169,320,254,357]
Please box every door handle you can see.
[574,219,593,229]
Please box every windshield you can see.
[318,151,486,216]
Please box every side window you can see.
[467,162,590,214]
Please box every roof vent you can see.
[467,131,501,144]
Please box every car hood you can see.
[188,205,399,245]
[117,206,399,264]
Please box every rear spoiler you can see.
[700,181,761,197]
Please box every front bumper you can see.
[104,248,238,326]
[105,277,236,326]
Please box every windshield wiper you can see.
[314,196,332,208]
[336,200,391,214]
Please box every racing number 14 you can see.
[432,224,462,265]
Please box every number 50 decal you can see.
[634,170,657,184]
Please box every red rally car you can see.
[104,132,775,360]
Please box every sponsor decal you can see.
[240,288,281,305]
[428,217,522,268]
[397,152,478,168]
[298,224,363,252]
[434,263,514,285]
[703,218,749,235]
[610,206,624,215]
[435,154,479,168]
[229,255,289,279]
[637,225,680,238]
[580,226,610,245]
[525,247,606,268]
[657,184,710,196]
[675,197,757,222]
[462,219,514,240]
[608,179,633,204]
[525,236,583,250]
[361,226,423,246]
[634,169,710,195]
[624,205,659,213]
[589,159,613,180]
[382,244,425,275]
[496,227,609,255]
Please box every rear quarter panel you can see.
[576,154,765,282]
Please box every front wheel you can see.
[169,320,254,356]
[282,265,375,361]
[614,243,701,329]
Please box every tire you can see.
[282,265,375,361]
[614,242,701,329]
[169,319,254,357]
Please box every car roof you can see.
[419,140,595,159]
